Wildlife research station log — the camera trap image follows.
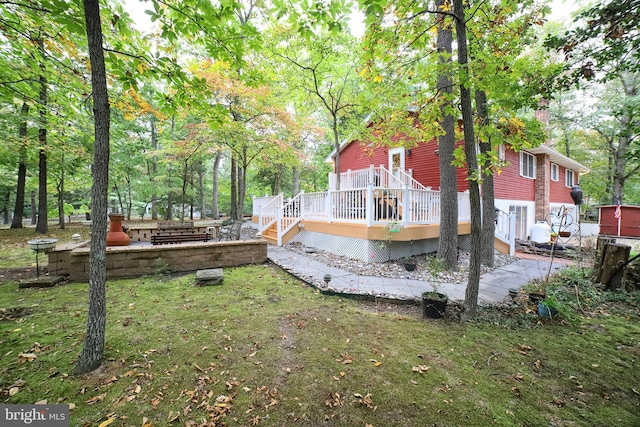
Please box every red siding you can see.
[338,139,388,171]
[493,149,535,201]
[337,138,575,206]
[550,166,578,204]
[338,138,469,191]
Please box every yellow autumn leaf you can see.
[98,418,115,427]
[373,75,384,83]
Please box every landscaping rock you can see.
[195,268,223,286]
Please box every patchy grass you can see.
[0,226,638,426]
[1,268,638,426]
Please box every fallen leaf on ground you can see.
[336,353,355,364]
[98,418,114,427]
[18,353,38,363]
[86,393,107,405]
[412,365,430,374]
[325,392,344,408]
[516,344,532,355]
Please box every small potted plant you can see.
[422,286,448,319]
[403,256,417,271]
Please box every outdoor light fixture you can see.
[323,274,332,287]
[570,185,583,205]
[406,148,412,156]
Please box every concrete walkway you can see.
[267,246,574,304]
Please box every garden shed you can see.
[598,205,640,238]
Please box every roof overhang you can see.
[526,145,590,174]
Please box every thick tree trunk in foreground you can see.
[435,0,458,270]
[36,40,48,235]
[476,90,495,268]
[212,150,222,219]
[455,0,482,321]
[75,0,110,375]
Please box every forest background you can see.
[0,0,637,231]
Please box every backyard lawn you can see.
[0,224,638,426]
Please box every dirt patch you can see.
[0,267,37,283]
[0,306,34,321]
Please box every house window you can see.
[566,169,575,187]
[498,144,505,161]
[520,152,536,179]
[550,163,559,181]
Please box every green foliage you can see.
[48,203,74,220]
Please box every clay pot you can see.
[106,213,130,246]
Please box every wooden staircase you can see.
[259,219,301,246]
[260,222,278,245]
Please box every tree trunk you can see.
[476,90,495,267]
[2,189,9,224]
[150,114,158,220]
[212,150,222,218]
[11,102,29,229]
[610,75,636,205]
[332,114,341,191]
[597,243,631,290]
[292,166,300,196]
[36,39,48,235]
[181,159,189,222]
[230,156,237,220]
[167,194,173,220]
[455,0,482,321]
[237,153,246,220]
[57,168,65,229]
[30,190,36,225]
[75,0,110,375]
[435,0,458,270]
[198,159,205,218]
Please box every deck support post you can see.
[402,184,409,227]
[326,189,333,223]
[366,184,374,227]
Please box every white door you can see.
[509,205,528,240]
[388,148,405,176]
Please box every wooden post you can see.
[596,243,631,289]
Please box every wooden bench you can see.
[151,233,210,245]
[151,221,212,245]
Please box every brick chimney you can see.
[534,98,551,222]
[535,154,550,222]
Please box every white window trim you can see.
[565,169,575,187]
[498,144,505,161]
[550,163,559,181]
[520,152,536,179]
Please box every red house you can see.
[330,132,588,242]
[253,123,588,262]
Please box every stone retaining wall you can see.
[47,240,268,282]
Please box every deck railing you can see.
[292,185,470,226]
[256,194,283,232]
[329,165,406,190]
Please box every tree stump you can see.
[596,243,631,290]
[622,256,640,291]
[593,236,616,274]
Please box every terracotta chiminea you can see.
[106,213,130,246]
